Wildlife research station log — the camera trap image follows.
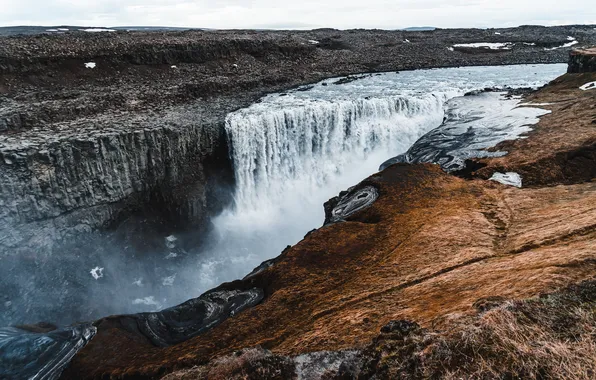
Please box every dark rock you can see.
[109,286,264,347]
[568,48,596,73]
[0,323,95,380]
[380,320,421,336]
[324,185,379,224]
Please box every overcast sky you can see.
[1,0,594,30]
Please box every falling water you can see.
[0,64,568,327]
[195,64,567,293]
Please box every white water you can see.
[184,64,566,293]
[0,64,569,327]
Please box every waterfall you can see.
[225,92,451,215]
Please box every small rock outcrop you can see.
[61,61,596,380]
[568,47,596,73]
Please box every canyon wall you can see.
[0,113,232,255]
[2,26,595,256]
[568,47,596,73]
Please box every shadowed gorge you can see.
[0,26,596,380]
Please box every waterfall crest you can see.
[225,93,450,214]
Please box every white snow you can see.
[495,32,501,35]
[579,81,596,91]
[81,28,116,33]
[46,29,59,32]
[523,42,536,46]
[232,63,239,68]
[58,28,69,31]
[403,39,411,43]
[171,65,177,69]
[308,40,320,45]
[90,267,104,280]
[453,42,513,50]
[544,38,578,50]
[162,274,177,287]
[519,102,553,106]
[447,47,454,51]
[490,172,523,188]
[84,62,96,69]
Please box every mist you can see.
[0,64,567,327]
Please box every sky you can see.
[0,0,594,30]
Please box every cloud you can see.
[0,0,594,29]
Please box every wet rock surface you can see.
[1,28,596,379]
[60,68,596,378]
[114,287,264,347]
[1,25,595,257]
[324,185,379,224]
[0,323,95,380]
[379,91,550,173]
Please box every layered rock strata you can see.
[568,47,596,73]
[62,59,596,380]
[2,25,596,256]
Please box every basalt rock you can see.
[63,70,596,378]
[2,26,595,259]
[568,47,596,73]
[0,323,96,380]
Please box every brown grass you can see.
[414,281,596,379]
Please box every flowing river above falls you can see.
[1,64,567,329]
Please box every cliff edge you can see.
[60,51,596,379]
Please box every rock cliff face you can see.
[568,47,596,73]
[2,26,595,256]
[59,55,596,380]
[0,107,233,256]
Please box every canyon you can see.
[0,25,595,379]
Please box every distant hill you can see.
[402,26,437,31]
[0,25,203,37]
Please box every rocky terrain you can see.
[1,26,596,379]
[53,50,596,379]
[1,25,596,257]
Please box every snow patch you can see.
[495,32,501,35]
[90,267,104,280]
[308,40,320,45]
[403,39,411,43]
[580,81,596,91]
[170,65,177,69]
[84,62,96,69]
[519,101,553,106]
[544,38,578,50]
[447,47,454,51]
[46,29,59,32]
[490,172,522,188]
[81,28,116,33]
[453,42,513,50]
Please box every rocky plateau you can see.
[0,26,596,380]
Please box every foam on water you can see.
[0,64,567,327]
[188,64,565,295]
